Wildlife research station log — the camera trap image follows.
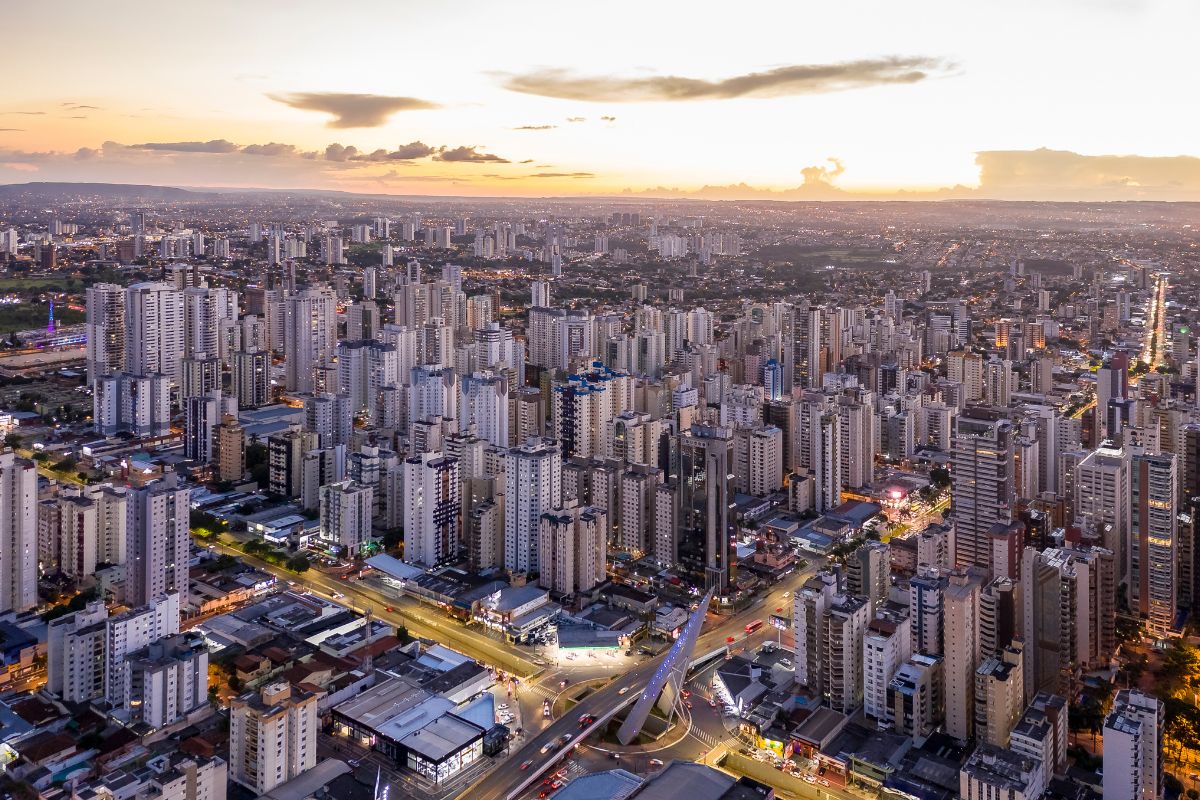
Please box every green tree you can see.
[929,467,950,488]
[286,555,311,573]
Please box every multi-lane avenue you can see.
[458,560,824,800]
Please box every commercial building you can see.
[330,674,493,785]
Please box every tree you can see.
[929,467,950,488]
[2,433,20,450]
[1159,640,1200,695]
[286,555,311,573]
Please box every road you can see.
[205,538,537,675]
[1139,272,1168,371]
[459,561,824,800]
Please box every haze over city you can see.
[3,0,1200,199]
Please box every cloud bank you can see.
[4,141,1200,200]
[501,57,953,102]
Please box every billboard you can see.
[768,614,790,630]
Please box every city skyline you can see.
[3,0,1200,199]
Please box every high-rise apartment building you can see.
[538,503,607,595]
[951,410,1015,572]
[85,283,126,383]
[125,282,186,390]
[229,682,319,795]
[675,425,733,592]
[1130,450,1177,637]
[0,452,37,613]
[1103,689,1164,800]
[125,479,190,610]
[504,438,562,574]
[403,453,461,567]
[974,642,1025,748]
[863,608,912,724]
[283,286,337,393]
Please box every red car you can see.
[726,636,736,643]
[520,760,533,770]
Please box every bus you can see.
[745,619,764,635]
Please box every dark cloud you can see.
[323,143,358,162]
[529,172,594,178]
[514,124,557,131]
[0,128,23,132]
[355,141,437,161]
[1,111,45,116]
[74,147,100,160]
[974,148,1200,200]
[521,160,537,164]
[241,142,298,157]
[269,92,440,128]
[600,115,617,122]
[322,141,436,162]
[566,116,587,123]
[133,139,240,153]
[435,146,509,163]
[502,57,952,102]
[62,103,100,111]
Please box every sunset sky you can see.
[3,0,1199,199]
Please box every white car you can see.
[618,686,632,695]
[498,703,509,710]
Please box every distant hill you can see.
[0,182,201,201]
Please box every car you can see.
[331,591,345,599]
[610,752,621,760]
[618,686,631,695]
[385,606,394,612]
[709,699,718,708]
[559,734,572,745]
[681,689,691,698]
[649,758,663,767]
[819,780,830,787]
[684,701,692,709]
[782,591,791,599]
[520,760,534,770]
[499,703,509,710]
[540,742,555,754]
[803,775,816,784]
[778,658,793,669]
[726,636,736,643]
